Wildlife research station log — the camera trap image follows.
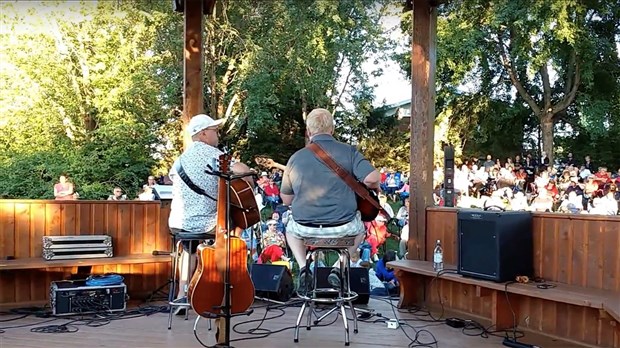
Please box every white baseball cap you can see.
[187,114,225,136]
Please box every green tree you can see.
[396,0,620,166]
[0,1,182,198]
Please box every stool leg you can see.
[168,240,181,330]
[339,251,346,297]
[294,301,307,343]
[343,250,358,334]
[339,250,350,345]
[306,250,315,330]
[183,243,192,320]
[340,302,350,346]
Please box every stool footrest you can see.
[297,293,359,303]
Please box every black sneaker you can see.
[297,268,313,295]
[328,267,345,289]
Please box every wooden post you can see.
[407,0,437,261]
[182,0,205,149]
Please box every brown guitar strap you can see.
[307,143,381,211]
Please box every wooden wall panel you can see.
[424,208,620,347]
[158,202,172,251]
[603,223,620,292]
[132,204,145,254]
[423,277,618,347]
[14,203,30,259]
[30,203,46,257]
[424,208,458,264]
[0,200,172,307]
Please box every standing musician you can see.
[168,114,254,315]
[280,108,381,292]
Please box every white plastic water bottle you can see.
[433,239,443,272]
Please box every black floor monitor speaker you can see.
[250,264,294,302]
[315,267,370,305]
[457,209,533,282]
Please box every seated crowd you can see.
[52,173,171,201]
[431,153,619,215]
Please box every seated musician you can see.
[279,108,380,292]
[168,114,253,315]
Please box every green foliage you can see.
[0,0,395,199]
[0,1,178,199]
[395,0,619,167]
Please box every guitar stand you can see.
[203,168,258,348]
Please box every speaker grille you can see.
[459,220,497,278]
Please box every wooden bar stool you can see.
[294,236,359,346]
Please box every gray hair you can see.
[306,108,334,136]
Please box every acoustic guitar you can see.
[188,154,257,324]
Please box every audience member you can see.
[108,187,127,201]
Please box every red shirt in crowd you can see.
[545,183,559,199]
[263,183,280,197]
[594,171,611,184]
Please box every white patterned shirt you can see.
[168,141,223,233]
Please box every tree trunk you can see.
[540,115,554,164]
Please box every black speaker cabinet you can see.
[250,264,294,302]
[457,209,533,282]
[315,267,370,305]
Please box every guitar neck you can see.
[216,156,231,238]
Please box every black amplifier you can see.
[457,209,533,282]
[50,280,127,316]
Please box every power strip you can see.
[386,319,400,329]
[502,337,540,348]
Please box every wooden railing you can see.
[0,200,172,306]
[424,207,620,348]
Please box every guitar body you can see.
[215,235,255,313]
[188,243,224,316]
[357,187,380,222]
[229,179,260,230]
[187,153,256,328]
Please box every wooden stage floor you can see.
[0,298,586,348]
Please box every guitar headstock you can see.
[218,153,233,174]
[255,156,283,169]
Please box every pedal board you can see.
[42,235,113,260]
